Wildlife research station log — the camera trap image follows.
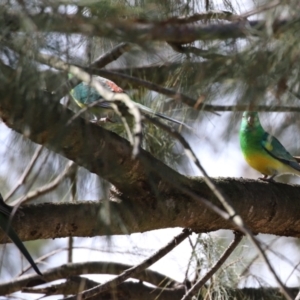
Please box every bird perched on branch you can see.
[69,74,188,128]
[239,111,300,181]
[0,195,42,276]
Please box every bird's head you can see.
[242,111,262,129]
[241,111,263,131]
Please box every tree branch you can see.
[0,261,179,295]
[1,10,296,43]
[1,176,300,244]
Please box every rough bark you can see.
[1,175,300,244]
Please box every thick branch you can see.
[1,176,300,243]
[1,10,297,43]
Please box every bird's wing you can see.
[262,132,300,172]
[71,81,116,110]
[71,83,105,105]
[0,194,42,276]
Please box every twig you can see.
[3,10,298,43]
[92,42,133,69]
[285,261,300,286]
[165,11,238,23]
[61,228,192,300]
[67,163,77,264]
[68,237,73,264]
[184,235,200,285]
[5,145,43,201]
[235,0,281,20]
[11,161,75,206]
[240,237,278,278]
[167,43,226,59]
[181,232,243,300]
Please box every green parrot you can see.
[239,111,300,181]
[0,194,42,276]
[69,74,189,128]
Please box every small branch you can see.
[165,11,238,23]
[22,276,99,295]
[184,235,200,285]
[5,145,43,201]
[0,260,179,295]
[68,237,73,263]
[62,228,192,300]
[181,232,243,300]
[11,161,75,206]
[240,237,278,277]
[235,0,281,20]
[2,10,295,43]
[167,43,226,59]
[214,105,300,113]
[92,42,133,69]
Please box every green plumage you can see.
[239,111,300,180]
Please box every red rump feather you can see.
[101,78,124,93]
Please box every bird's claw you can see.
[90,117,115,124]
[98,117,115,123]
[259,175,276,182]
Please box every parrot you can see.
[239,111,300,181]
[0,194,42,276]
[69,74,189,128]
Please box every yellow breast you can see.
[245,153,286,175]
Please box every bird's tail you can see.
[135,102,195,133]
[0,195,43,276]
[0,217,43,276]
